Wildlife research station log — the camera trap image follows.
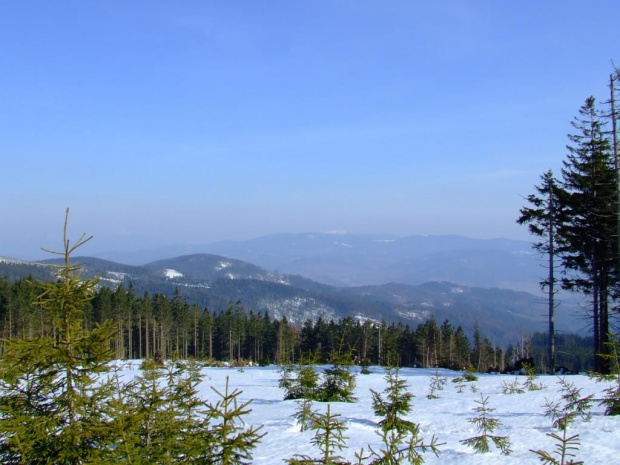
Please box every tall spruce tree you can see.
[559,96,618,372]
[517,170,567,371]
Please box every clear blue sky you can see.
[1,1,619,259]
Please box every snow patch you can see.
[395,309,428,320]
[107,271,127,280]
[215,261,232,271]
[0,257,30,265]
[164,269,183,279]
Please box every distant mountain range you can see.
[93,233,542,293]
[0,237,585,346]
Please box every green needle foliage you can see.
[548,378,593,426]
[287,404,349,465]
[280,363,356,403]
[0,211,265,464]
[426,369,447,400]
[320,365,357,403]
[501,377,525,395]
[531,428,583,465]
[460,394,512,455]
[0,209,117,464]
[531,376,593,464]
[293,398,318,432]
[371,368,415,434]
[589,333,620,415]
[523,363,545,391]
[204,376,266,465]
[369,368,442,464]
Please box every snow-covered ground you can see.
[120,363,620,464]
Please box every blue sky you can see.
[1,1,619,259]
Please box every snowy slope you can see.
[116,363,619,464]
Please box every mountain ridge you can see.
[89,233,539,292]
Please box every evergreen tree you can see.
[286,404,348,465]
[368,368,442,464]
[460,394,512,455]
[202,376,266,465]
[559,96,618,372]
[0,209,117,463]
[370,368,415,434]
[518,170,566,371]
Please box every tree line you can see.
[0,274,516,371]
[0,273,596,372]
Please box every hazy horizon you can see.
[2,2,618,260]
[3,229,535,263]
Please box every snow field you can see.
[118,363,620,464]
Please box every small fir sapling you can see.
[460,394,512,455]
[551,378,593,424]
[293,398,318,432]
[368,368,442,464]
[523,363,545,391]
[454,381,466,394]
[319,364,357,403]
[279,356,356,403]
[120,357,209,462]
[530,429,583,465]
[464,365,479,382]
[204,376,266,465]
[279,364,297,394]
[452,366,478,388]
[589,333,620,415]
[286,404,349,465]
[371,368,416,434]
[532,399,584,465]
[426,369,447,399]
[296,365,321,401]
[501,377,525,395]
[321,349,358,403]
[530,376,594,465]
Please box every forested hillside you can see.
[0,253,580,348]
[0,275,593,372]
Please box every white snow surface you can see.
[113,363,619,464]
[215,261,232,271]
[163,268,183,279]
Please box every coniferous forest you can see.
[0,266,597,374]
